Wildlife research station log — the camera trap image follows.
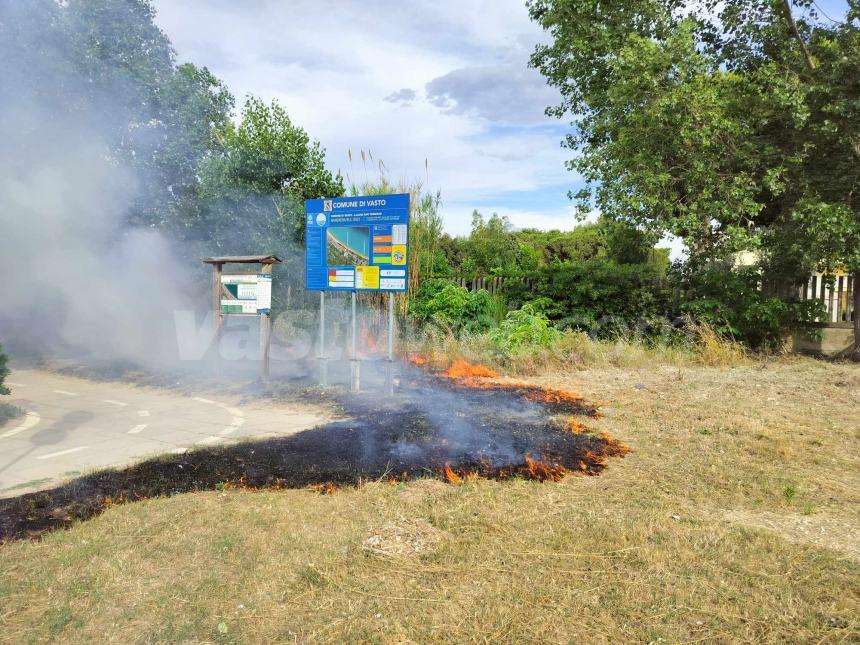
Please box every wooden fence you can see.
[801,273,855,325]
[443,275,534,294]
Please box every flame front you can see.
[442,359,499,380]
[441,464,463,484]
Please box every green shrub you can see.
[0,343,9,396]
[408,279,495,333]
[675,264,823,350]
[488,304,561,355]
[503,259,669,337]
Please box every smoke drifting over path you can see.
[0,2,202,366]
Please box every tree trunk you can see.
[853,270,860,361]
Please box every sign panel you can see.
[221,274,272,314]
[304,193,409,291]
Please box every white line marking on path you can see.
[138,410,150,417]
[53,390,77,396]
[193,397,215,404]
[217,416,246,436]
[37,446,88,460]
[6,381,25,387]
[127,424,148,434]
[0,411,41,438]
[223,406,244,418]
[197,436,222,445]
[103,399,128,407]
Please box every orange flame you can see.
[359,322,378,356]
[309,482,337,494]
[441,464,463,484]
[598,433,633,457]
[408,355,427,365]
[442,359,499,380]
[521,385,586,407]
[562,417,588,434]
[519,456,571,482]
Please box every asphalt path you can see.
[0,369,330,497]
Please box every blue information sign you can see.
[305,193,410,292]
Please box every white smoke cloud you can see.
[0,3,204,368]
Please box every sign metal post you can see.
[350,291,360,392]
[318,291,327,385]
[386,291,395,395]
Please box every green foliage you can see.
[674,263,823,350]
[439,216,667,276]
[200,97,343,247]
[467,211,520,274]
[529,0,859,260]
[0,344,9,396]
[503,260,669,334]
[529,0,860,351]
[5,0,236,235]
[515,225,604,265]
[408,280,495,333]
[488,304,561,354]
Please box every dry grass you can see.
[0,357,858,642]
[408,324,749,376]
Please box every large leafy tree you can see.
[529,0,860,356]
[2,0,235,234]
[59,0,235,231]
[198,97,344,254]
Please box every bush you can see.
[488,304,561,355]
[0,343,9,396]
[503,259,669,337]
[675,264,823,350]
[408,280,495,333]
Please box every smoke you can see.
[0,2,205,367]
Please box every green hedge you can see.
[503,260,670,332]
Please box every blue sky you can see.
[152,0,854,253]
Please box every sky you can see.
[151,0,579,238]
[151,0,853,252]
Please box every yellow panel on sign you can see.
[356,265,380,289]
[391,244,407,266]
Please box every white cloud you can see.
[152,0,575,235]
[443,203,582,237]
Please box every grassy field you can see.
[0,357,858,642]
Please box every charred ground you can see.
[0,364,629,540]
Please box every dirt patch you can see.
[725,509,860,562]
[363,518,444,557]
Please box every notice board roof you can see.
[203,255,282,265]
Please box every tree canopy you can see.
[529,0,859,272]
[529,0,860,353]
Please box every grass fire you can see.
[0,359,628,541]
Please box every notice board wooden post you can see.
[210,261,224,359]
[259,261,273,380]
[203,254,282,382]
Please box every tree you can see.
[2,0,236,236]
[198,97,344,252]
[467,211,520,273]
[529,0,860,356]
